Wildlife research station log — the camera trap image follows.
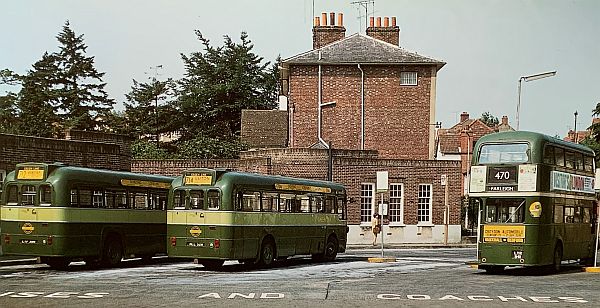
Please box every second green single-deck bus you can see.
[167,168,348,268]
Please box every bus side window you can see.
[173,190,185,209]
[565,151,575,169]
[554,147,565,167]
[92,190,104,208]
[70,189,78,207]
[574,153,583,170]
[584,156,594,172]
[7,185,18,205]
[79,189,93,208]
[261,192,276,212]
[190,191,204,210]
[325,196,335,213]
[564,206,575,223]
[207,189,220,210]
[485,204,497,222]
[554,202,563,223]
[40,185,52,206]
[543,146,554,165]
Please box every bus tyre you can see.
[552,244,563,273]
[102,237,123,267]
[313,236,338,262]
[259,239,275,267]
[42,257,70,270]
[200,259,225,270]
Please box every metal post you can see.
[574,111,578,143]
[516,78,522,131]
[476,201,482,262]
[595,204,600,266]
[444,182,449,245]
[380,192,384,258]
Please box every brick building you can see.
[280,13,445,159]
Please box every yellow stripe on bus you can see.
[121,179,171,189]
[275,183,331,193]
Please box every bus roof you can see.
[474,131,594,155]
[174,169,346,194]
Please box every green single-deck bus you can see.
[0,162,173,269]
[469,131,597,272]
[167,168,348,269]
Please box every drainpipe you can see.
[317,51,328,148]
[357,64,365,150]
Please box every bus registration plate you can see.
[20,239,37,244]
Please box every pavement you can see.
[0,243,476,267]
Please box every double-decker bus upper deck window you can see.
[7,185,18,205]
[190,190,204,209]
[485,198,525,223]
[22,185,36,206]
[40,185,52,206]
[478,143,529,164]
[543,146,555,165]
[584,156,594,172]
[554,147,565,167]
[574,152,584,170]
[207,189,220,210]
[565,151,575,169]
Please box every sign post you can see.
[376,171,388,258]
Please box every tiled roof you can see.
[283,33,445,68]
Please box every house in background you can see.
[437,112,514,195]
[564,118,599,144]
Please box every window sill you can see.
[389,224,406,227]
[417,223,435,227]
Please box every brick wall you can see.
[366,26,400,45]
[0,133,130,173]
[133,149,461,226]
[289,64,433,159]
[241,110,288,148]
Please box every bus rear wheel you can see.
[313,236,338,262]
[101,237,123,267]
[258,239,275,267]
[42,257,70,270]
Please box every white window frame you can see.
[400,71,418,86]
[389,183,404,225]
[360,183,375,224]
[417,183,433,225]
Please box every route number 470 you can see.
[495,171,510,180]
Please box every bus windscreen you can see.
[478,143,529,164]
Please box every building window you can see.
[360,183,375,222]
[389,183,404,224]
[418,184,432,223]
[400,72,417,86]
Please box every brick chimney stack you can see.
[460,112,469,123]
[313,12,346,49]
[366,16,400,45]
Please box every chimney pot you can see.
[384,17,390,27]
[392,17,397,27]
[321,13,327,26]
[376,17,382,27]
[338,13,343,27]
[330,12,335,26]
[460,112,469,123]
[369,16,374,27]
[314,16,320,27]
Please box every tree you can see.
[480,112,499,128]
[16,53,62,137]
[0,69,21,134]
[176,31,278,142]
[53,21,114,132]
[124,78,177,140]
[583,102,600,162]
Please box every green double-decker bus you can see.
[469,131,597,272]
[167,168,348,268]
[1,162,173,269]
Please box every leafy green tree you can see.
[480,112,499,128]
[583,102,600,163]
[53,21,114,131]
[124,78,177,140]
[0,69,21,134]
[175,135,248,159]
[176,31,278,142]
[16,53,62,137]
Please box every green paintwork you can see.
[0,162,173,260]
[167,168,347,261]
[472,132,596,268]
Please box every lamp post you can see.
[574,111,578,143]
[516,71,557,130]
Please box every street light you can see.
[516,70,557,130]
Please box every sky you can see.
[2,0,599,137]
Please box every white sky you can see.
[2,0,599,137]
